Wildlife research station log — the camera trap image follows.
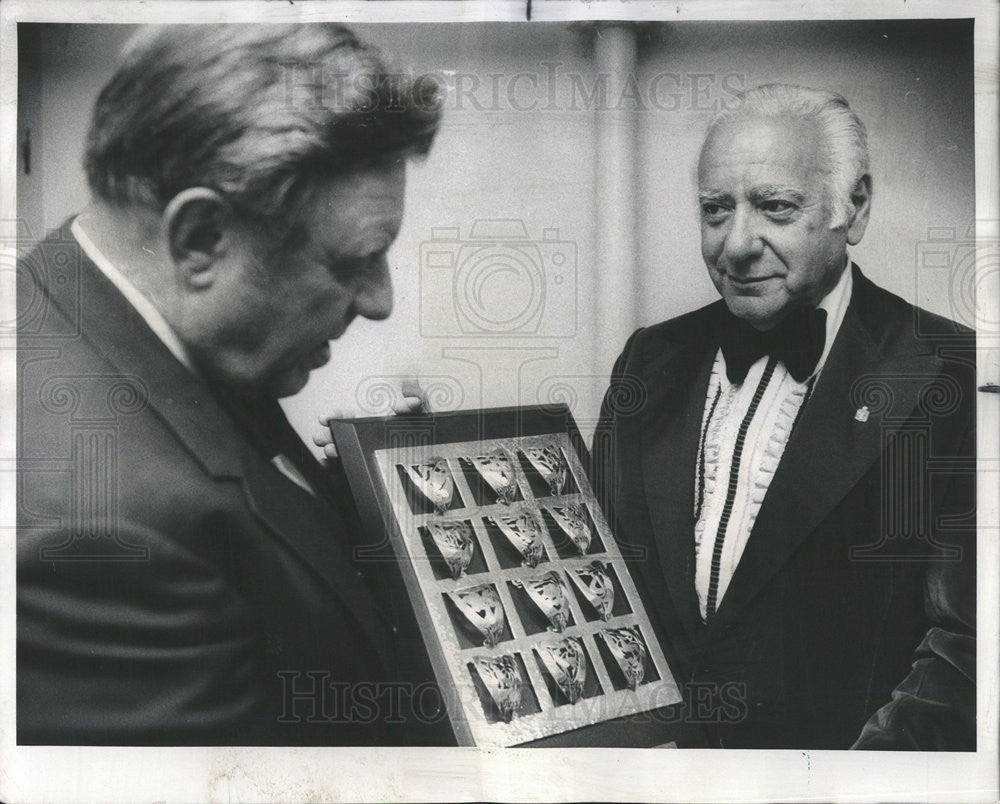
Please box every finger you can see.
[312,428,334,448]
[319,409,357,425]
[391,395,425,415]
[400,379,433,413]
[323,442,339,460]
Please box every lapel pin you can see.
[854,405,870,423]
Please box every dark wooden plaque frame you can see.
[330,404,683,747]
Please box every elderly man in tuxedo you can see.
[594,84,975,749]
[18,24,441,745]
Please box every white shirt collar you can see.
[812,255,854,377]
[71,216,197,374]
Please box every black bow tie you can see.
[720,306,827,385]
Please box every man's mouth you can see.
[727,274,780,286]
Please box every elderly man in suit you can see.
[593,84,975,749]
[17,24,441,745]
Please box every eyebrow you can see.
[698,186,807,205]
[698,190,731,204]
[749,185,806,203]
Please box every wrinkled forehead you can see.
[697,115,828,192]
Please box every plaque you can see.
[489,510,545,568]
[448,583,507,647]
[567,560,615,621]
[536,636,587,704]
[547,502,593,555]
[330,405,682,747]
[426,520,475,580]
[471,654,524,723]
[403,457,455,514]
[512,570,571,633]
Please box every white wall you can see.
[18,21,975,451]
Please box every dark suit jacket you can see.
[17,224,418,745]
[592,265,976,750]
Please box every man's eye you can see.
[701,203,730,222]
[760,200,796,217]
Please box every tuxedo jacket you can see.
[593,266,976,750]
[16,225,426,745]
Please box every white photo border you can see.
[0,1,996,802]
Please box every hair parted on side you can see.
[705,83,871,225]
[84,24,442,225]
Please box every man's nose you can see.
[722,206,764,265]
[353,258,393,321]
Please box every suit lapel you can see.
[713,269,945,624]
[41,239,394,666]
[238,454,397,668]
[637,310,720,638]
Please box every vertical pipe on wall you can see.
[592,23,639,398]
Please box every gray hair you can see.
[85,24,441,234]
[705,83,870,225]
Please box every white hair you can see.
[705,83,870,226]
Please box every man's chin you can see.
[264,366,312,399]
[723,296,787,330]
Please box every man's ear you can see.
[162,188,231,290]
[846,174,872,246]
